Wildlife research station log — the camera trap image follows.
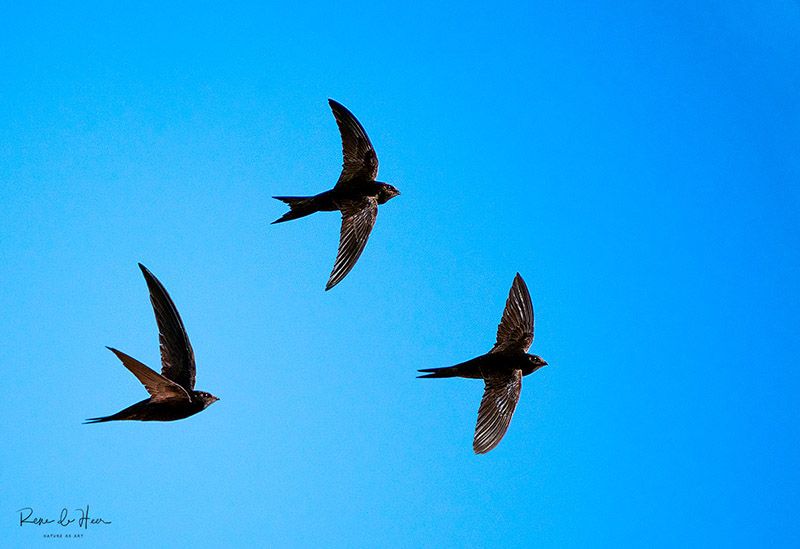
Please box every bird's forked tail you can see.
[417,365,464,379]
[271,196,319,224]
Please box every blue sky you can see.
[2,1,799,547]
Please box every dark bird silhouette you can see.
[85,264,219,423]
[272,99,400,290]
[418,273,547,454]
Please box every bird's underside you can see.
[271,99,398,290]
[84,396,203,423]
[418,273,544,454]
[86,264,218,424]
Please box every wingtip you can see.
[473,441,495,454]
[327,98,351,115]
[138,263,167,293]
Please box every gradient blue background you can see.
[2,1,799,547]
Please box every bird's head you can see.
[195,391,220,409]
[376,183,400,204]
[528,354,548,370]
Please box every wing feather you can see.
[106,347,190,401]
[491,273,534,353]
[325,198,378,290]
[473,369,522,454]
[329,99,379,186]
[138,264,196,391]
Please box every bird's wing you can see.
[473,369,523,454]
[491,273,534,353]
[328,99,379,187]
[106,347,190,401]
[325,197,379,290]
[138,264,196,391]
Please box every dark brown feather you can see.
[328,99,379,186]
[325,197,379,291]
[491,273,534,353]
[473,369,523,454]
[105,347,190,402]
[138,263,196,391]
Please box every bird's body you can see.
[272,99,400,290]
[417,350,542,380]
[85,264,219,424]
[272,181,397,224]
[418,273,547,454]
[84,393,212,423]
